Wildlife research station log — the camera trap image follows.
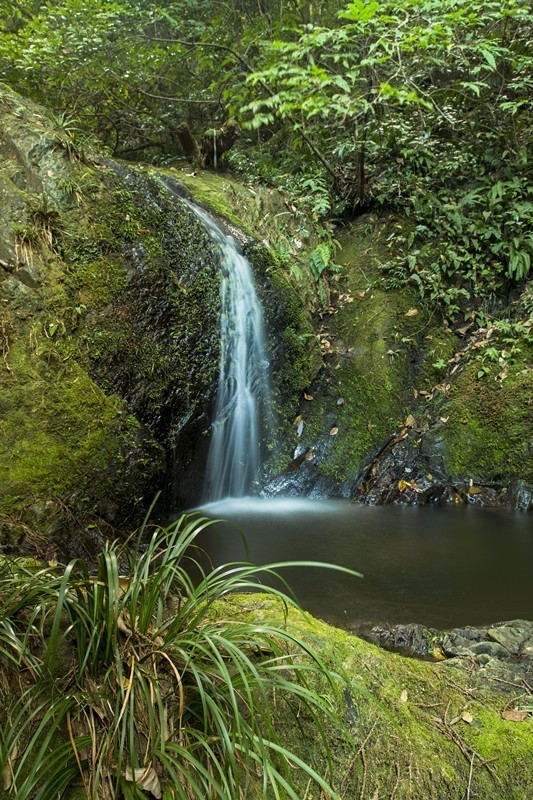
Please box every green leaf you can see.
[480,49,497,69]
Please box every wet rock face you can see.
[0,84,223,546]
[351,427,533,510]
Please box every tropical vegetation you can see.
[1,0,531,325]
[0,512,356,799]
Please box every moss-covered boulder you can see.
[0,85,224,548]
[0,85,325,549]
[222,595,533,799]
[262,215,456,495]
[422,354,533,487]
[260,213,532,507]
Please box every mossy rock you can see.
[0,84,326,545]
[265,212,531,502]
[217,594,533,799]
[270,215,456,491]
[423,352,533,485]
[0,85,226,546]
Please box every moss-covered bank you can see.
[214,594,533,799]
[264,213,532,505]
[423,354,533,486]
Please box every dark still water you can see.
[192,498,532,632]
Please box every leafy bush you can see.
[0,513,357,799]
[240,0,532,316]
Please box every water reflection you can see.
[193,498,532,631]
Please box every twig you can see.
[360,659,386,687]
[359,746,368,800]
[340,720,378,793]
[465,751,475,800]
[0,311,11,373]
[489,676,532,694]
[390,762,401,800]
[502,693,528,715]
[442,675,479,699]
[437,709,499,782]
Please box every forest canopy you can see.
[0,0,531,320]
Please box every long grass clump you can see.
[0,512,359,799]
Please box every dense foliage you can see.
[0,513,356,798]
[0,0,531,319]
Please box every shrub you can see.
[0,513,357,799]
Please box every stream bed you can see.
[193,498,532,632]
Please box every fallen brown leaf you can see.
[501,709,528,722]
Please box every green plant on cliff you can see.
[0,512,358,799]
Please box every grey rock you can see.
[14,265,42,289]
[469,641,511,659]
[488,626,526,655]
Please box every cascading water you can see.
[179,199,272,501]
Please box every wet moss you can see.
[0,340,157,528]
[293,216,456,484]
[159,167,261,237]
[425,353,533,483]
[217,593,533,799]
[245,242,321,437]
[0,85,227,538]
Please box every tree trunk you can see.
[200,120,241,168]
[176,123,201,163]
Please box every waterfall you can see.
[179,199,271,500]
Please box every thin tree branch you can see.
[144,29,337,177]
[115,141,166,157]
[135,86,219,104]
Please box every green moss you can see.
[158,168,261,236]
[293,216,456,483]
[0,340,155,524]
[425,352,533,482]
[218,593,533,799]
[0,85,229,535]
[254,247,320,395]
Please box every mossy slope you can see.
[223,594,533,799]
[276,216,455,491]
[424,354,533,485]
[269,213,531,502]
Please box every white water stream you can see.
[181,200,271,500]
